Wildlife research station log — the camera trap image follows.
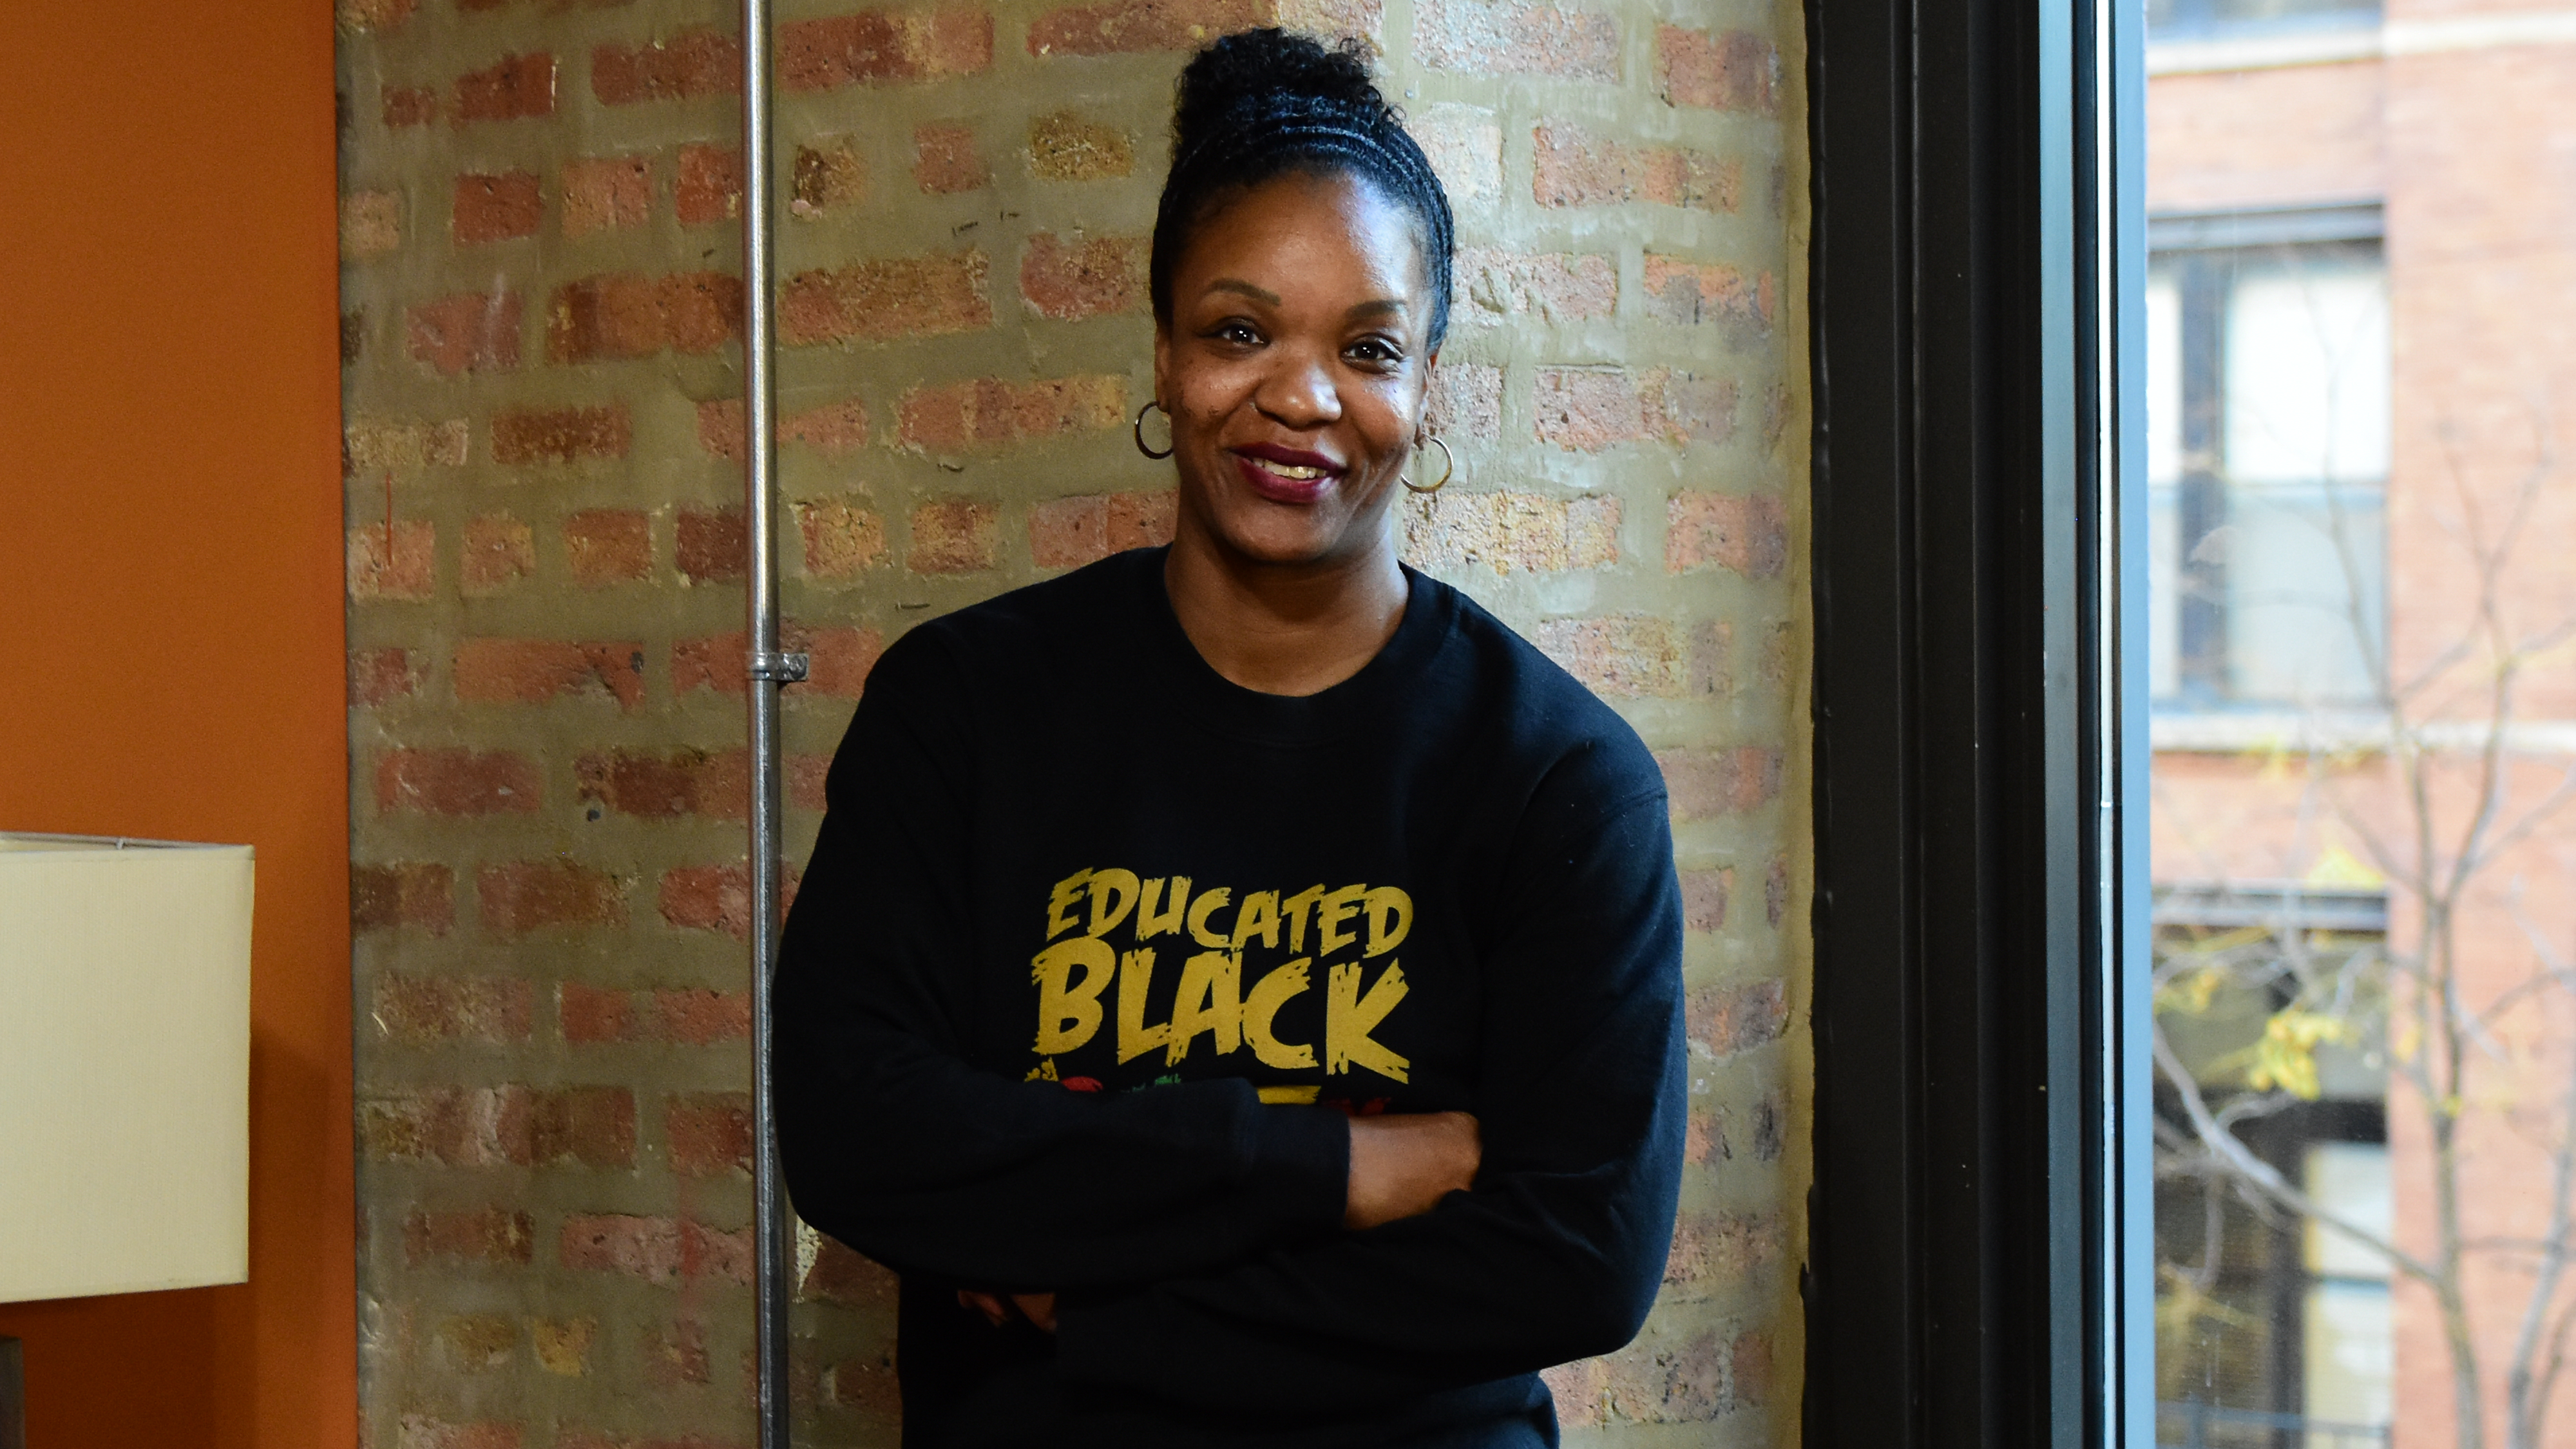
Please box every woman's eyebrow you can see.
[1205,278,1283,305]
[1344,298,1407,322]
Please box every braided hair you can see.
[1151,29,1457,352]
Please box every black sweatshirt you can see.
[774,547,1686,1448]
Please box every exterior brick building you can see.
[334,0,1812,1443]
[2146,5,2576,1444]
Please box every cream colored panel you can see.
[0,837,253,1303]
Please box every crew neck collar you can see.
[1125,545,1453,747]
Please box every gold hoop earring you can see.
[1133,401,1174,460]
[1401,436,1454,494]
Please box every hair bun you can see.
[1172,28,1391,155]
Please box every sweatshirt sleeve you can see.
[772,630,1351,1292]
[1049,771,1688,1413]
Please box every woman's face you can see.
[1154,169,1438,569]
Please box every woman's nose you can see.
[1254,348,1342,429]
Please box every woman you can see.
[774,29,1685,1446]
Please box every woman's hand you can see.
[1343,1111,1481,1229]
[958,1289,1058,1332]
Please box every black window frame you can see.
[1803,0,2151,1439]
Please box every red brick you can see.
[554,1434,748,1449]
[1679,972,1782,1055]
[1666,491,1787,577]
[376,974,534,1043]
[354,862,455,934]
[658,866,803,940]
[675,144,743,225]
[563,155,653,238]
[1532,123,1741,213]
[1732,1331,1772,1407]
[1403,491,1618,573]
[462,514,535,594]
[911,122,986,194]
[453,639,646,709]
[383,84,439,128]
[909,498,998,573]
[660,988,751,1043]
[1026,0,1267,55]
[1454,248,1616,327]
[1766,856,1789,927]
[564,509,653,585]
[695,397,873,459]
[1641,254,1777,329]
[348,520,435,601]
[826,1350,901,1413]
[491,404,631,464]
[406,290,522,375]
[354,0,437,41]
[361,1086,633,1170]
[673,624,881,697]
[779,8,993,90]
[533,1087,638,1168]
[642,1318,711,1387]
[341,309,366,365]
[343,191,402,258]
[676,507,747,583]
[1029,110,1134,180]
[897,374,1125,451]
[1599,1327,1728,1422]
[479,861,627,936]
[405,1208,536,1267]
[558,982,636,1045]
[1655,26,1779,115]
[576,748,828,821]
[665,1094,753,1177]
[1531,366,1737,451]
[797,498,888,576]
[1019,233,1147,320]
[453,171,543,243]
[1425,361,1502,440]
[1677,867,1731,933]
[396,1415,522,1449]
[1415,0,1619,81]
[1663,1208,1786,1287]
[591,32,741,105]
[801,1238,899,1307]
[1029,497,1108,569]
[452,53,557,123]
[546,271,743,361]
[1655,744,1784,819]
[1722,1087,1788,1163]
[350,647,420,706]
[1108,489,1177,551]
[376,748,540,815]
[345,417,468,476]
[1535,615,1690,697]
[779,251,991,345]
[560,1215,751,1285]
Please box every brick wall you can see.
[337,0,1809,1443]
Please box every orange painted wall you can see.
[0,2,352,1447]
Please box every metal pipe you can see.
[739,0,799,1441]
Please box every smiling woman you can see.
[772,27,1689,1448]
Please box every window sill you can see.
[2151,710,2576,755]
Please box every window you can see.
[2146,0,2380,43]
[2146,211,2389,712]
[2150,884,2391,1446]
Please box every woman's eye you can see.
[1209,320,1263,346]
[1344,337,1404,368]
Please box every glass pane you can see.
[2224,263,2389,488]
[2149,11,2576,1447]
[2222,482,2383,704]
[2148,274,2184,488]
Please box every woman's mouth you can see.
[1232,447,1344,504]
